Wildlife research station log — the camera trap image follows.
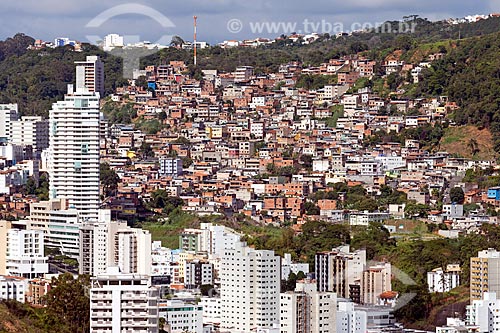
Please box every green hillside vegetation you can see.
[0,38,126,117]
[1,16,500,119]
[0,274,89,333]
[142,17,500,72]
[414,31,500,153]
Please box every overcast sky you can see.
[1,0,499,44]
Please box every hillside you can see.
[1,16,500,117]
[0,42,125,117]
[0,303,32,333]
[142,16,500,72]
[0,274,89,333]
[414,30,500,154]
[438,125,497,160]
[0,301,48,333]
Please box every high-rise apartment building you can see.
[75,55,105,96]
[280,280,337,333]
[90,266,159,333]
[28,199,81,259]
[466,292,500,332]
[25,278,51,307]
[0,220,48,279]
[11,116,49,153]
[178,223,241,257]
[48,56,104,221]
[315,246,366,299]
[79,216,152,276]
[336,301,367,333]
[470,249,500,301]
[0,275,27,303]
[80,213,118,277]
[5,229,48,278]
[184,259,213,289]
[0,220,11,274]
[360,263,391,305]
[158,300,203,333]
[427,264,461,293]
[103,34,124,51]
[0,103,19,141]
[49,84,100,220]
[220,241,280,332]
[114,229,152,275]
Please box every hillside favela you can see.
[2,1,500,333]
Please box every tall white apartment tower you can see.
[220,241,280,332]
[90,266,159,333]
[467,292,500,332]
[280,280,337,333]
[11,116,49,153]
[49,58,102,221]
[75,55,105,97]
[0,221,48,279]
[79,213,152,277]
[0,104,19,141]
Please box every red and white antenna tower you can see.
[193,15,198,66]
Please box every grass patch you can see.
[142,210,199,248]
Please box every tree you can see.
[172,136,191,145]
[135,118,162,135]
[140,142,155,158]
[100,163,120,197]
[404,203,431,218]
[150,190,184,214]
[450,187,465,204]
[45,273,90,333]
[281,272,298,292]
[296,271,306,280]
[170,36,185,47]
[159,317,167,333]
[351,222,395,260]
[464,203,479,215]
[467,138,480,156]
[299,155,313,170]
[25,176,37,195]
[102,102,137,124]
[135,75,148,90]
[200,284,216,296]
[158,110,167,120]
[181,156,193,168]
[36,172,49,200]
[296,221,350,265]
[304,201,320,215]
[394,284,432,324]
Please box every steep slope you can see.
[416,31,500,153]
[0,45,125,117]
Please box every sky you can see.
[1,0,500,44]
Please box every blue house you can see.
[147,81,156,90]
[488,187,500,200]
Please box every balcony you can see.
[122,311,149,318]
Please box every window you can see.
[75,99,89,108]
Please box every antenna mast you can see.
[194,16,198,66]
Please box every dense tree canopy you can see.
[100,163,121,197]
[450,187,465,204]
[45,273,90,333]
